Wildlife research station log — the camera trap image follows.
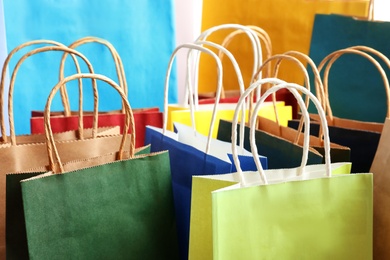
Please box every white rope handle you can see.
[219,25,273,83]
[188,24,262,104]
[252,54,311,126]
[163,43,223,154]
[189,41,247,150]
[248,81,331,186]
[229,78,304,184]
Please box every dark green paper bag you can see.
[6,145,151,260]
[21,151,178,260]
[17,73,179,259]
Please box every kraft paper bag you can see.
[370,118,390,259]
[0,42,122,146]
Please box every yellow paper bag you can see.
[199,0,370,94]
[167,102,292,138]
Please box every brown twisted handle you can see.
[0,40,82,140]
[59,36,128,113]
[318,47,390,122]
[7,46,98,145]
[44,73,134,173]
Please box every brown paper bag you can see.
[370,118,390,259]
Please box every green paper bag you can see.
[189,160,352,260]
[21,151,179,260]
[6,145,150,260]
[212,81,372,259]
[188,79,356,260]
[17,73,179,259]
[212,173,372,260]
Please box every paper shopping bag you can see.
[289,46,389,173]
[3,0,177,135]
[17,75,177,259]
[145,43,268,260]
[0,43,126,258]
[29,37,163,147]
[370,118,390,259]
[212,174,372,259]
[268,51,351,163]
[199,0,369,96]
[1,73,147,260]
[6,144,150,260]
[21,151,178,260]
[189,79,356,260]
[308,13,390,123]
[6,73,169,260]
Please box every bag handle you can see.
[274,51,325,109]
[44,73,134,173]
[249,81,331,185]
[231,78,330,186]
[252,54,311,126]
[188,40,247,150]
[230,78,305,185]
[273,51,326,145]
[60,36,128,113]
[163,43,223,154]
[0,40,81,139]
[188,24,261,104]
[317,47,390,121]
[6,46,98,145]
[217,25,273,97]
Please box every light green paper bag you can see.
[213,81,372,259]
[188,78,357,259]
[212,173,372,259]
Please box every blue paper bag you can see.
[144,125,267,260]
[3,0,177,134]
[145,41,267,260]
